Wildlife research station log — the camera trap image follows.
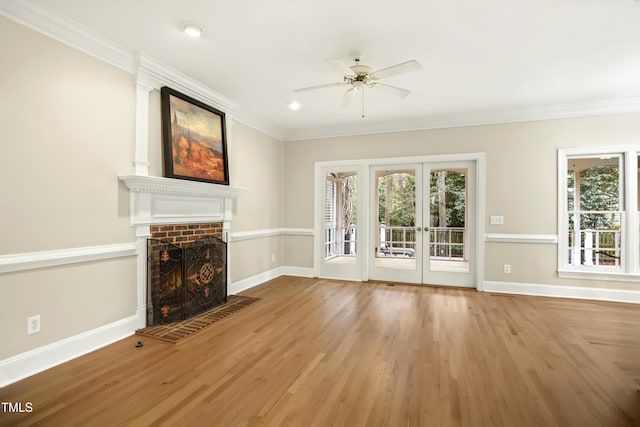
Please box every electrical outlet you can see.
[27,315,41,335]
[503,264,511,274]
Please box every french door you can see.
[370,161,476,287]
[316,165,365,281]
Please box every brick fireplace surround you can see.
[150,223,223,245]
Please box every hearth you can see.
[147,235,227,326]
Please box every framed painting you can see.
[161,86,229,185]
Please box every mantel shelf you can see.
[119,175,245,199]
[119,175,245,227]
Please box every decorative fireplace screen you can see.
[147,236,227,325]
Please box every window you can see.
[324,173,357,260]
[325,175,337,259]
[558,148,640,280]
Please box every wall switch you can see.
[491,216,504,225]
[271,254,276,263]
[503,264,511,274]
[27,315,41,335]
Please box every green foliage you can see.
[378,173,415,227]
[430,171,466,227]
[377,171,467,228]
[568,165,620,230]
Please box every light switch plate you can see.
[490,216,504,225]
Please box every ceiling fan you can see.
[293,58,422,117]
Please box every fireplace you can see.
[119,174,243,329]
[147,223,226,325]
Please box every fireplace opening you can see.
[147,235,227,326]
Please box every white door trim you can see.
[314,153,485,290]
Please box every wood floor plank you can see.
[1,276,639,426]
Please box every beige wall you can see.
[227,122,284,281]
[228,123,283,232]
[0,258,137,359]
[283,114,640,289]
[0,16,137,359]
[0,16,135,254]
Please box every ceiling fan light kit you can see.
[294,58,422,118]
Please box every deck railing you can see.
[325,225,357,258]
[429,227,465,260]
[378,225,466,260]
[378,226,416,257]
[568,229,621,267]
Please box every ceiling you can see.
[21,0,640,139]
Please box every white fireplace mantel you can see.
[119,175,244,230]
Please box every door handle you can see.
[416,227,422,232]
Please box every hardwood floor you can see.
[1,276,639,426]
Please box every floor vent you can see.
[490,293,516,298]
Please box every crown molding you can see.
[0,0,285,141]
[0,0,136,73]
[282,97,640,141]
[136,54,239,116]
[3,0,639,144]
[136,56,285,140]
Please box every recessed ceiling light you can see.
[184,24,203,37]
[288,101,301,111]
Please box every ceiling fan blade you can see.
[370,83,411,98]
[326,59,355,76]
[370,60,422,80]
[338,88,356,108]
[293,82,347,93]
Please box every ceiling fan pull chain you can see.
[362,88,365,118]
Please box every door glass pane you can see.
[374,170,416,270]
[566,156,622,269]
[429,169,469,273]
[325,172,357,264]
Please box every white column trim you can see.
[132,77,154,175]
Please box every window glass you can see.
[324,173,357,260]
[566,156,622,269]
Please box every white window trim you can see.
[557,146,640,281]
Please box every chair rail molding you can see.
[0,243,137,274]
[485,233,558,244]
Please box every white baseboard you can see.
[0,315,138,388]
[229,267,284,294]
[228,266,316,294]
[484,280,640,304]
[281,266,315,278]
